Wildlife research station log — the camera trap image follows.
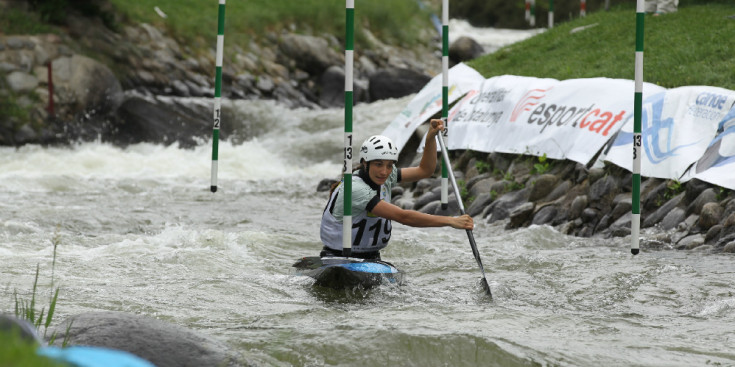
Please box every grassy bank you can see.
[106,0,435,51]
[468,2,735,89]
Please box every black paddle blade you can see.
[480,277,493,299]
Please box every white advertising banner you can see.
[446,76,666,164]
[605,86,735,180]
[381,63,483,151]
[687,105,735,190]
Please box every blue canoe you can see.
[293,256,404,289]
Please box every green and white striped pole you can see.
[530,0,536,27]
[631,0,645,255]
[548,0,554,28]
[210,0,226,193]
[440,0,449,211]
[343,0,355,257]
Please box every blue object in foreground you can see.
[38,346,156,367]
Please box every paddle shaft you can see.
[436,128,491,293]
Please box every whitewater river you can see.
[2,25,735,366]
[1,95,734,366]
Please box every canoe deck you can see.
[293,256,404,289]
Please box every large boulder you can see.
[449,36,485,64]
[51,55,123,115]
[50,312,248,367]
[368,67,431,101]
[278,34,342,76]
[110,95,214,147]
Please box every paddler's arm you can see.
[371,200,473,229]
[400,119,444,183]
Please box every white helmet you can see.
[359,135,399,162]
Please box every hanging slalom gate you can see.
[210,0,226,193]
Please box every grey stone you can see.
[687,188,717,215]
[642,180,668,210]
[465,172,491,191]
[588,174,620,203]
[608,212,632,237]
[278,33,342,75]
[587,167,605,184]
[419,200,441,214]
[488,153,511,173]
[6,71,39,92]
[532,205,560,226]
[699,202,723,230]
[6,37,27,50]
[660,207,686,230]
[449,36,484,63]
[542,180,571,203]
[643,192,684,228]
[569,195,588,220]
[0,61,17,72]
[609,196,632,223]
[13,124,37,143]
[573,163,588,183]
[52,55,123,113]
[414,187,441,210]
[722,199,735,222]
[50,312,246,367]
[508,202,535,228]
[316,178,337,192]
[368,67,431,101]
[171,80,190,96]
[484,187,530,223]
[434,193,461,216]
[705,225,722,243]
[414,178,435,196]
[469,177,497,199]
[255,75,274,93]
[581,207,599,224]
[467,192,494,217]
[691,244,713,252]
[677,234,705,250]
[528,174,559,202]
[684,178,713,204]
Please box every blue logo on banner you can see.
[612,93,697,163]
[695,106,735,173]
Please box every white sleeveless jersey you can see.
[320,168,399,253]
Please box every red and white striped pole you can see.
[581,0,587,17]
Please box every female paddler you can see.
[320,119,474,260]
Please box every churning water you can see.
[2,96,734,366]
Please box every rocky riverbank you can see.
[1,2,494,147]
[385,146,735,253]
[317,126,735,254]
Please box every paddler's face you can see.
[367,160,394,185]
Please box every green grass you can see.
[468,2,735,89]
[0,330,69,367]
[0,7,57,34]
[106,0,434,52]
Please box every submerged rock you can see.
[50,312,249,367]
